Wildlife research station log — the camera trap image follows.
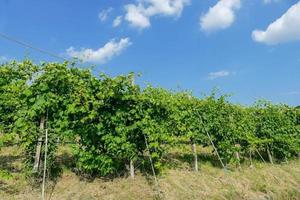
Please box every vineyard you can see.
[0,61,300,199]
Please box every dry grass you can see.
[160,162,300,200]
[0,146,299,200]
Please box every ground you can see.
[0,145,299,200]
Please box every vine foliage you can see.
[0,60,299,177]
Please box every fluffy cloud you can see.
[113,16,123,27]
[252,1,300,45]
[207,70,233,80]
[200,0,241,32]
[124,0,190,30]
[98,7,113,22]
[66,38,132,63]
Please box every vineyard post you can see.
[191,141,198,172]
[266,147,274,164]
[33,115,45,172]
[129,77,135,179]
[235,151,241,169]
[249,150,253,168]
[130,159,134,179]
[285,157,289,164]
[235,144,241,169]
[41,128,48,200]
[188,95,198,172]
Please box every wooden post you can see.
[235,144,241,169]
[235,151,241,169]
[42,129,48,200]
[192,143,198,172]
[249,150,253,168]
[267,147,273,164]
[130,159,134,179]
[129,78,135,179]
[33,116,45,172]
[285,157,289,164]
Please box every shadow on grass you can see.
[0,154,21,196]
[46,150,76,183]
[0,154,23,173]
[0,180,20,195]
[163,152,224,169]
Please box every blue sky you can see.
[0,0,299,106]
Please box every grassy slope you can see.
[0,146,299,200]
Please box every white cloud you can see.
[207,70,234,80]
[252,1,300,45]
[98,7,113,22]
[66,38,132,63]
[124,0,190,30]
[113,16,123,27]
[200,0,241,32]
[125,4,150,29]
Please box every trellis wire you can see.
[198,113,227,170]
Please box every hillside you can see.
[1,146,299,200]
